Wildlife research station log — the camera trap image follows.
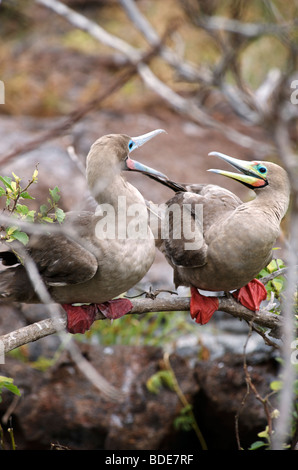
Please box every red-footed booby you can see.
[148,152,290,324]
[0,129,167,333]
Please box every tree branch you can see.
[0,293,284,356]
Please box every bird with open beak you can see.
[146,151,290,324]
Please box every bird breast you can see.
[50,234,156,304]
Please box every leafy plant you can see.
[146,353,208,450]
[0,376,20,403]
[146,370,175,394]
[87,305,194,347]
[258,257,286,302]
[0,168,65,246]
[174,404,197,433]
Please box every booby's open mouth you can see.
[208,151,268,189]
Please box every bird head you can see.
[207,152,269,190]
[123,129,169,180]
[208,151,290,221]
[86,129,168,195]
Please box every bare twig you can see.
[0,67,136,166]
[235,320,276,450]
[34,0,273,153]
[194,15,297,38]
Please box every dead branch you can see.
[193,15,297,39]
[34,0,273,153]
[0,68,135,166]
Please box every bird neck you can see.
[90,173,145,213]
[248,186,289,222]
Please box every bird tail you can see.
[0,265,34,303]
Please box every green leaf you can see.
[26,210,36,222]
[0,187,6,197]
[20,191,35,200]
[0,176,12,190]
[55,207,65,224]
[39,204,48,216]
[1,382,21,396]
[146,370,175,394]
[49,186,61,203]
[258,268,268,277]
[11,230,29,245]
[41,216,54,223]
[174,414,194,432]
[15,204,29,215]
[0,376,21,403]
[272,278,284,293]
[0,375,13,383]
[249,440,267,450]
[266,259,285,273]
[6,226,17,236]
[270,380,283,391]
[258,427,269,439]
[12,171,21,183]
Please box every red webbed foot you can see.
[62,298,133,334]
[190,287,219,325]
[232,278,267,311]
[62,303,98,334]
[97,298,133,320]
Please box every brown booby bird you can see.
[0,129,167,334]
[147,152,290,324]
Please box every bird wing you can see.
[160,184,242,269]
[0,211,99,287]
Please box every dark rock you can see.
[0,343,199,450]
[193,352,279,450]
[0,340,279,450]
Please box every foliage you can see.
[258,256,286,303]
[0,376,20,403]
[0,168,65,246]
[146,370,175,394]
[87,308,194,347]
[173,404,197,433]
[146,353,208,450]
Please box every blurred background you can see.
[0,0,297,451]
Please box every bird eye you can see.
[258,165,267,174]
[128,140,134,151]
